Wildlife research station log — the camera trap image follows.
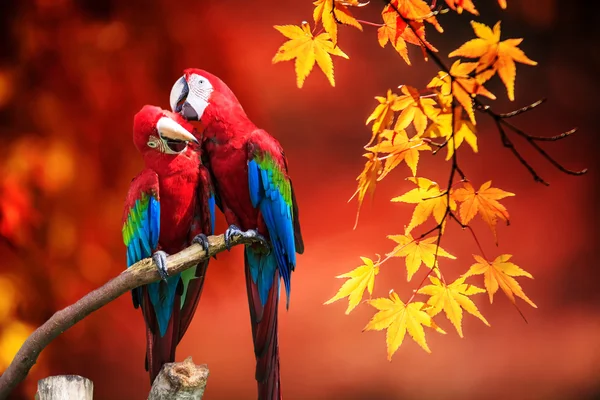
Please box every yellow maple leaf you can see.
[452,181,514,242]
[313,0,365,46]
[366,130,431,179]
[425,105,478,161]
[366,89,398,145]
[444,0,478,15]
[392,85,440,137]
[272,21,349,88]
[418,276,489,337]
[449,21,537,101]
[463,254,536,308]
[364,290,446,359]
[391,177,456,233]
[428,61,496,124]
[386,233,455,281]
[350,153,382,228]
[325,256,379,314]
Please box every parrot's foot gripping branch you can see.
[224,224,269,252]
[192,233,210,253]
[152,250,170,280]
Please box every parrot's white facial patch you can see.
[186,73,213,120]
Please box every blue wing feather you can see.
[124,185,179,337]
[247,157,297,307]
[208,194,216,235]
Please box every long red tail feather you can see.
[141,287,181,383]
[245,255,281,400]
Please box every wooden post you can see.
[35,375,93,400]
[148,357,209,400]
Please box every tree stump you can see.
[35,375,93,400]
[147,357,209,400]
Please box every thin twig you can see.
[497,98,546,118]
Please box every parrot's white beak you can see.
[156,117,198,144]
[170,76,188,114]
[170,73,213,122]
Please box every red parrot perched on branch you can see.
[169,69,304,400]
[122,105,215,383]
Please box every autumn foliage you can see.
[274,0,584,360]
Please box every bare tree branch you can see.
[0,232,262,400]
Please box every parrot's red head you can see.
[132,105,198,158]
[169,68,245,124]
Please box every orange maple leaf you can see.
[463,254,536,308]
[498,0,507,9]
[452,181,515,242]
[427,60,496,124]
[444,0,478,15]
[350,153,382,228]
[449,21,537,101]
[367,130,431,179]
[378,4,438,65]
[313,0,366,46]
[395,0,443,33]
[392,85,440,136]
[272,22,349,88]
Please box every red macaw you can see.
[169,69,304,400]
[122,105,215,383]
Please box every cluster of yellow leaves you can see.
[274,0,539,361]
[327,251,535,358]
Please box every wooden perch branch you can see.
[0,232,261,400]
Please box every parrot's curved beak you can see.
[169,75,201,121]
[170,76,188,113]
[156,116,199,144]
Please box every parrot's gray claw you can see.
[152,251,169,281]
[192,233,210,253]
[224,224,269,252]
[224,224,241,251]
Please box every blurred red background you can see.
[0,0,598,399]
